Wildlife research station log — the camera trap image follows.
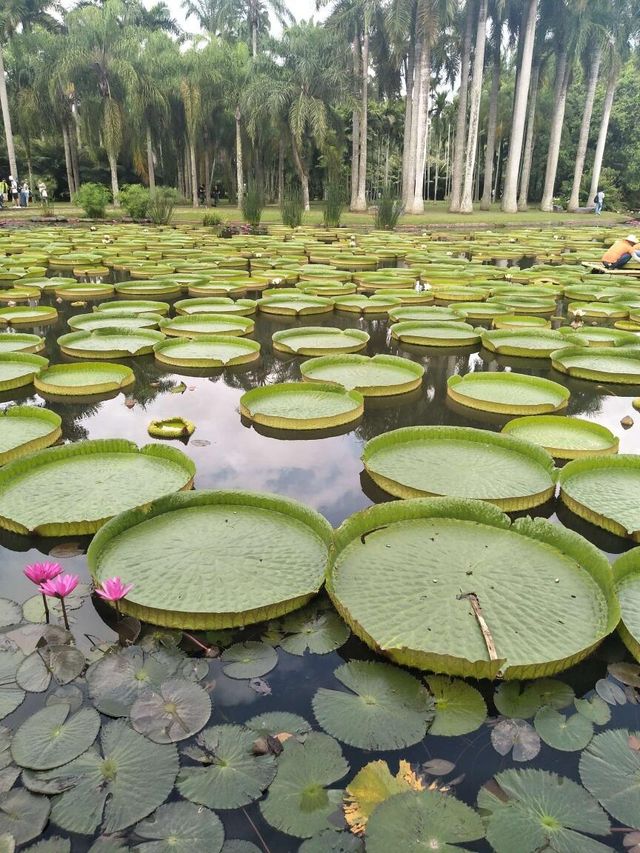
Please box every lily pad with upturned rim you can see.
[361,425,555,510]
[0,439,195,536]
[502,416,618,460]
[492,314,551,330]
[272,327,369,356]
[0,306,57,326]
[240,383,364,431]
[482,329,574,358]
[390,320,481,348]
[257,295,334,316]
[387,305,463,323]
[0,353,48,392]
[0,407,62,466]
[95,300,170,317]
[34,362,135,397]
[147,418,195,440]
[0,333,44,354]
[67,312,163,332]
[612,549,640,660]
[333,295,400,314]
[174,297,257,316]
[159,314,254,339]
[551,346,640,383]
[57,328,165,359]
[558,325,640,347]
[447,372,569,415]
[299,354,423,397]
[133,801,224,853]
[154,335,260,368]
[88,490,333,630]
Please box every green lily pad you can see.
[482,329,571,358]
[240,382,364,431]
[502,416,618,460]
[388,305,463,323]
[277,603,350,655]
[299,830,364,852]
[34,362,135,397]
[0,439,195,536]
[36,718,178,835]
[130,678,211,743]
[551,346,640,383]
[390,320,481,347]
[448,372,569,415]
[0,407,62,466]
[494,680,575,718]
[327,499,618,679]
[245,712,312,737]
[0,353,48,392]
[221,642,278,679]
[478,768,611,852]
[533,706,594,751]
[147,418,195,440]
[134,801,224,853]
[260,732,348,838]
[0,333,44,354]
[299,354,424,397]
[23,838,70,852]
[87,837,130,852]
[154,335,260,368]
[115,281,180,297]
[612,549,640,660]
[558,325,640,347]
[579,728,640,829]
[221,843,261,853]
[174,297,256,316]
[0,790,50,846]
[258,295,334,316]
[425,675,487,736]
[22,584,89,624]
[272,327,369,356]
[12,705,100,770]
[68,312,163,332]
[88,490,333,630]
[362,425,555,510]
[312,661,434,750]
[177,723,277,808]
[58,329,165,359]
[0,306,57,325]
[334,295,400,314]
[159,314,254,338]
[0,649,25,720]
[574,696,611,725]
[96,300,170,316]
[365,789,485,853]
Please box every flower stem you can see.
[59,596,69,631]
[41,593,50,624]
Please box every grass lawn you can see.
[1,199,629,229]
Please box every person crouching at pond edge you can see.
[602,234,640,269]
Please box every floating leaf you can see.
[574,696,611,726]
[0,769,18,796]
[312,661,434,751]
[491,719,541,762]
[0,790,50,846]
[23,838,70,853]
[0,602,21,630]
[533,706,594,752]
[221,642,278,679]
[608,662,640,688]
[22,583,89,623]
[130,678,211,743]
[260,732,348,838]
[134,801,224,853]
[299,830,364,852]
[365,789,484,853]
[177,724,277,809]
[0,649,25,720]
[87,839,129,853]
[0,833,13,853]
[422,759,456,776]
[494,679,574,719]
[580,728,640,829]
[278,604,350,656]
[595,678,626,705]
[11,705,100,770]
[35,718,178,835]
[344,760,424,835]
[478,768,611,853]
[46,685,84,713]
[425,675,487,736]
[16,652,50,693]
[245,712,312,738]
[221,843,261,853]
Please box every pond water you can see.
[0,233,639,852]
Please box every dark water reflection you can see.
[1,291,639,851]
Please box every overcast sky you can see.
[162,0,326,34]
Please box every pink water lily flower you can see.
[40,573,79,599]
[95,577,134,602]
[24,562,63,585]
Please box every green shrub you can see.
[241,185,264,227]
[147,187,178,225]
[281,185,304,228]
[119,184,150,220]
[203,212,224,228]
[74,183,111,218]
[323,179,345,227]
[375,191,404,230]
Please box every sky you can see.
[162,0,326,35]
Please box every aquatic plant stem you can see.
[59,596,70,631]
[242,807,271,853]
[41,593,50,624]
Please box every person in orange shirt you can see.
[602,235,640,269]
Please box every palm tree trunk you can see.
[517,58,541,211]
[146,126,156,192]
[501,0,537,213]
[540,50,570,211]
[407,37,431,214]
[350,37,361,211]
[0,43,18,180]
[291,132,310,211]
[278,138,284,205]
[588,65,618,204]
[69,125,81,192]
[108,152,119,205]
[235,107,244,209]
[460,0,489,214]
[354,30,369,212]
[401,49,415,206]
[568,46,602,211]
[204,146,211,205]
[61,123,75,197]
[481,37,501,210]
[189,141,198,208]
[449,0,474,212]
[251,21,258,58]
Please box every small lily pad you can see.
[491,719,541,762]
[312,661,434,751]
[16,652,50,693]
[134,801,224,853]
[177,724,277,809]
[245,712,312,738]
[278,604,350,656]
[579,728,640,829]
[425,675,487,736]
[608,662,640,688]
[130,678,211,743]
[11,705,101,770]
[0,790,50,846]
[494,679,574,719]
[0,649,25,720]
[595,678,626,705]
[574,696,611,726]
[0,602,21,629]
[23,838,70,852]
[533,706,594,752]
[299,830,364,852]
[221,642,278,679]
[344,760,424,835]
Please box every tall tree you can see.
[480,0,504,209]
[448,0,474,212]
[460,0,488,213]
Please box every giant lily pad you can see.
[425,675,487,736]
[482,329,573,358]
[333,295,400,314]
[558,325,640,347]
[365,789,485,853]
[612,549,640,660]
[558,456,640,540]
[0,790,50,846]
[115,281,181,297]
[159,314,254,338]
[272,327,369,356]
[390,321,481,347]
[447,372,569,415]
[11,705,100,770]
[260,732,348,838]
[174,297,256,316]
[0,407,62,466]
[0,439,195,535]
[34,362,134,397]
[579,728,640,829]
[388,305,463,323]
[299,354,423,397]
[34,718,178,835]
[88,490,333,629]
[0,306,57,325]
[154,335,260,368]
[0,353,48,392]
[493,315,551,330]
[362,425,555,510]
[96,300,170,316]
[568,301,628,319]
[478,768,611,852]
[57,328,165,359]
[54,283,113,300]
[130,678,211,743]
[134,801,224,853]
[0,333,44,354]
[312,661,434,750]
[240,383,364,431]
[257,295,334,316]
[502,416,618,460]
[68,312,163,332]
[177,723,277,808]
[326,498,619,679]
[551,346,640,383]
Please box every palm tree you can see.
[480,0,504,210]
[448,0,474,212]
[517,41,546,209]
[460,0,489,213]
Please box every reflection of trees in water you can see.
[129,356,176,409]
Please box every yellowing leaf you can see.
[344,760,424,835]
